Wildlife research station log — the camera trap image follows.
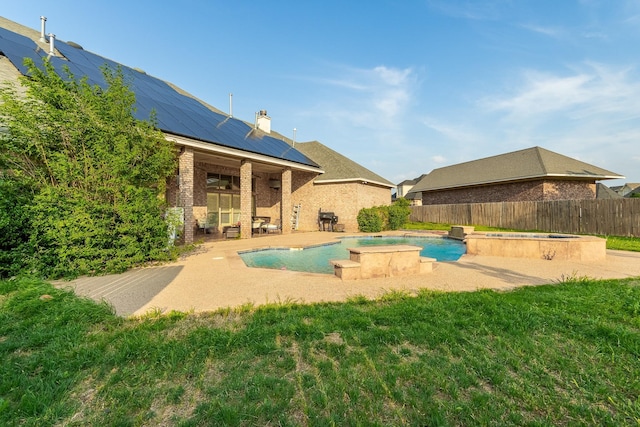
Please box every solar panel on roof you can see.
[0,27,37,48]
[54,41,94,68]
[0,25,319,168]
[0,40,46,75]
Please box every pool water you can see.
[239,236,466,274]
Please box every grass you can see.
[403,222,640,252]
[2,276,640,426]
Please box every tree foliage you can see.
[0,59,176,278]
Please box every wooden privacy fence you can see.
[410,199,640,237]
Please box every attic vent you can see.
[133,67,147,75]
[67,41,83,50]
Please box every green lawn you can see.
[403,222,640,252]
[2,277,639,426]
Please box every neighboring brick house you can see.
[408,146,624,205]
[0,16,394,243]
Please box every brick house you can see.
[610,183,640,198]
[0,16,394,243]
[396,174,427,206]
[408,146,624,205]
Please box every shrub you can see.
[0,178,34,277]
[387,198,411,230]
[357,198,411,232]
[0,59,176,278]
[357,207,384,232]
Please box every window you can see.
[205,173,253,226]
[207,173,236,190]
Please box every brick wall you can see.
[178,148,194,243]
[166,158,392,235]
[422,179,597,205]
[290,176,391,232]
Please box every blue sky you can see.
[4,1,640,186]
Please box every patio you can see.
[63,231,640,317]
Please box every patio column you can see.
[281,167,292,235]
[240,160,252,239]
[179,147,194,244]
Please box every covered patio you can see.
[166,133,323,244]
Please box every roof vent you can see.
[48,33,56,56]
[39,16,47,43]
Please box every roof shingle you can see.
[411,146,624,193]
[293,141,394,187]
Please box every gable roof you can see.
[596,184,622,199]
[411,146,624,193]
[397,174,428,187]
[0,17,319,170]
[293,141,394,188]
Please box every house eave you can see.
[314,177,395,188]
[166,133,324,174]
[419,173,625,192]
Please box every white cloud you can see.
[432,155,446,164]
[421,116,480,144]
[426,0,506,21]
[519,23,562,38]
[481,62,640,121]
[301,64,419,131]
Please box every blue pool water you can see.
[239,236,466,274]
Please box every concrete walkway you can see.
[61,231,640,316]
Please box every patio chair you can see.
[197,213,218,235]
[252,218,264,235]
[261,218,281,234]
[196,217,209,234]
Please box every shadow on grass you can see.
[451,260,546,286]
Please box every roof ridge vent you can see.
[67,41,84,50]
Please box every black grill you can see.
[319,211,334,220]
[319,211,339,231]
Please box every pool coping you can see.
[237,233,463,275]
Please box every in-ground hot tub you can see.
[464,232,606,261]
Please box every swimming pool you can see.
[239,236,466,274]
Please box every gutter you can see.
[314,177,395,188]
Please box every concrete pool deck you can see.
[63,231,640,316]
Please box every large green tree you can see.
[0,58,176,278]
